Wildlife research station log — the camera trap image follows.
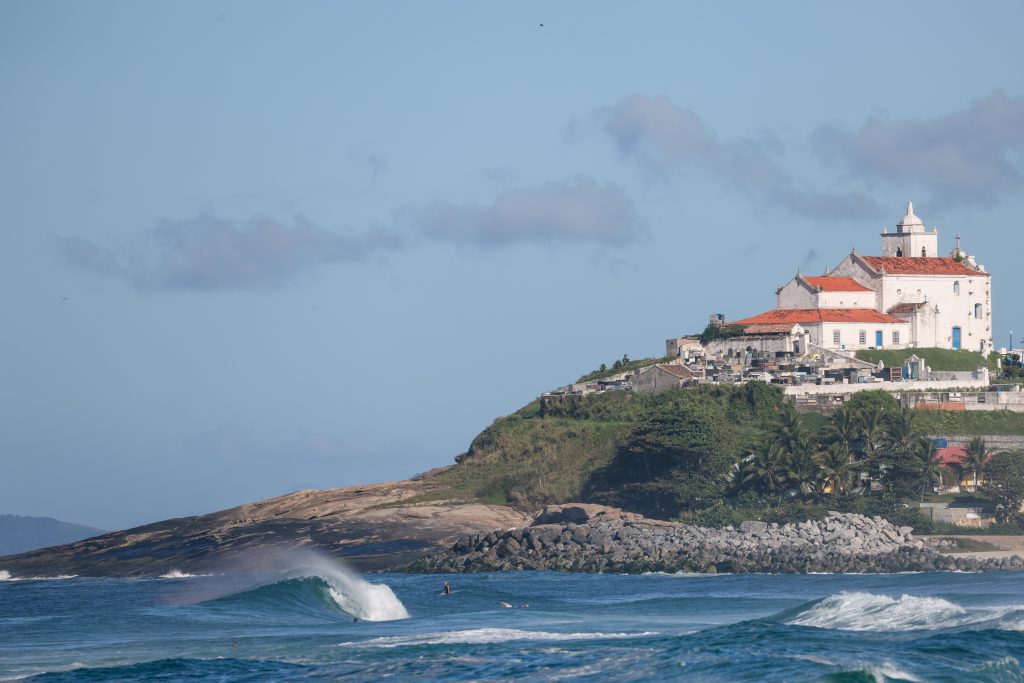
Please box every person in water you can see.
[443,581,452,595]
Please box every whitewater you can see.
[2,567,1023,681]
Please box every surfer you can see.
[500,601,512,608]
[443,580,452,595]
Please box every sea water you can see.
[2,564,1023,681]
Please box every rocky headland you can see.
[413,504,1024,574]
[0,477,529,577]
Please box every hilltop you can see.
[5,381,1023,577]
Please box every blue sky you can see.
[2,1,1023,529]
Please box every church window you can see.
[833,330,840,345]
[859,330,866,345]
[896,248,903,257]
[921,247,926,257]
[953,281,960,295]
[974,304,982,319]
[893,331,900,345]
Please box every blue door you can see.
[875,330,883,348]
[952,327,961,350]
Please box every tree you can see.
[738,441,787,496]
[783,445,822,499]
[981,451,1024,524]
[586,400,735,518]
[962,437,992,491]
[912,437,945,502]
[883,406,919,452]
[819,442,853,496]
[822,405,858,451]
[845,390,899,415]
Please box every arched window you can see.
[921,247,927,257]
[896,247,903,257]
[975,304,982,319]
[953,281,960,295]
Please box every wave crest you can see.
[348,628,657,648]
[786,591,1024,632]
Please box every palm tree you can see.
[912,437,945,501]
[884,406,919,452]
[774,404,806,454]
[819,442,853,496]
[822,405,858,451]
[739,441,786,495]
[962,437,992,491]
[784,446,822,499]
[856,404,887,461]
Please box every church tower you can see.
[880,201,939,258]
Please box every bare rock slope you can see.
[0,479,529,577]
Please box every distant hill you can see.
[0,515,106,556]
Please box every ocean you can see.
[2,561,1023,682]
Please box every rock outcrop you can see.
[413,509,1024,574]
[0,479,530,577]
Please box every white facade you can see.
[880,201,939,258]
[735,203,993,354]
[776,274,876,310]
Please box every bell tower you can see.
[880,202,939,258]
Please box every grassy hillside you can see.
[855,347,993,371]
[915,410,1024,436]
[426,384,779,510]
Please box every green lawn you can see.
[855,347,992,371]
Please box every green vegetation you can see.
[422,382,1024,532]
[854,347,992,371]
[982,451,1024,524]
[576,354,677,383]
[698,322,747,345]
[427,384,778,511]
[915,410,1024,435]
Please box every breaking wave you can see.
[159,570,207,579]
[348,628,657,648]
[0,570,78,582]
[785,591,1024,632]
[200,553,409,622]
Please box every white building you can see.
[732,203,992,353]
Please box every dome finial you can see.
[907,200,914,216]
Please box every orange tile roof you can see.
[732,308,906,325]
[803,276,872,292]
[862,256,988,277]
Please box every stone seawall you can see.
[412,507,1024,574]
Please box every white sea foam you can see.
[0,571,77,582]
[347,628,657,648]
[867,664,923,683]
[160,570,200,579]
[788,591,1024,632]
[282,551,408,621]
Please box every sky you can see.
[2,1,1023,530]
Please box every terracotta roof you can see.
[655,364,695,379]
[732,308,906,325]
[861,256,988,277]
[935,446,967,468]
[803,276,871,292]
[743,323,798,335]
[888,302,926,315]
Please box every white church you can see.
[732,203,993,354]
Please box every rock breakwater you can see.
[413,507,1024,574]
